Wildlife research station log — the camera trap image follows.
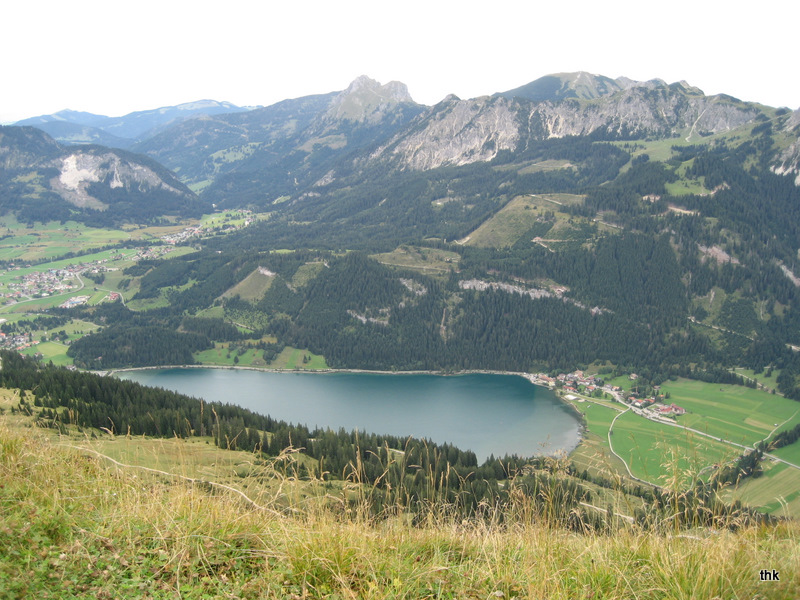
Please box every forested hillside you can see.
[5,73,800,398]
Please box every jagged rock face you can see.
[772,109,800,185]
[48,150,191,210]
[323,75,415,124]
[772,141,800,185]
[532,88,760,139]
[380,96,521,170]
[373,84,762,171]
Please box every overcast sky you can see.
[2,0,798,123]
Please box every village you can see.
[160,209,256,245]
[530,369,687,422]
[0,245,184,354]
[0,246,174,307]
[0,324,40,353]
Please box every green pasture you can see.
[612,123,760,167]
[19,341,72,366]
[195,344,270,368]
[732,367,782,394]
[291,262,325,288]
[126,294,171,311]
[724,459,800,517]
[195,305,225,319]
[771,442,800,465]
[270,346,328,370]
[60,319,101,340]
[566,396,629,478]
[0,314,98,337]
[665,179,709,197]
[565,376,800,515]
[199,209,256,229]
[13,318,101,365]
[0,217,129,262]
[100,268,140,300]
[371,245,460,275]
[220,268,274,302]
[601,375,637,394]
[0,217,205,263]
[564,394,623,442]
[660,378,800,446]
[0,212,264,269]
[463,195,551,248]
[609,410,738,486]
[0,293,88,314]
[121,220,200,240]
[516,159,577,175]
[531,193,586,207]
[461,193,599,250]
[194,343,327,371]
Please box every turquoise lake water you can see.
[118,369,581,461]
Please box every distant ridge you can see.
[498,71,671,102]
[14,100,250,148]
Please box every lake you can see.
[117,369,581,461]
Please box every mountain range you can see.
[13,100,250,148]
[9,71,800,197]
[4,72,800,394]
[4,70,800,239]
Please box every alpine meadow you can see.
[1,72,800,598]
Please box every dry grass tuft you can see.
[1,418,798,599]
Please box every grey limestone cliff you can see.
[370,79,762,172]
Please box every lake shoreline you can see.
[105,364,558,392]
[108,363,539,379]
[108,364,584,458]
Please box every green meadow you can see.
[0,248,138,283]
[462,194,548,248]
[771,442,800,465]
[724,458,800,517]
[194,343,328,370]
[460,193,601,249]
[659,378,800,446]
[220,268,274,301]
[565,396,629,478]
[609,409,738,485]
[563,377,800,516]
[371,245,460,275]
[732,367,783,394]
[0,216,201,263]
[0,217,128,262]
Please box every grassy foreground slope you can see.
[1,416,798,599]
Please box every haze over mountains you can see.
[13,99,250,148]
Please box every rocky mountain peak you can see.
[325,76,416,123]
[500,72,624,102]
[614,76,668,91]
